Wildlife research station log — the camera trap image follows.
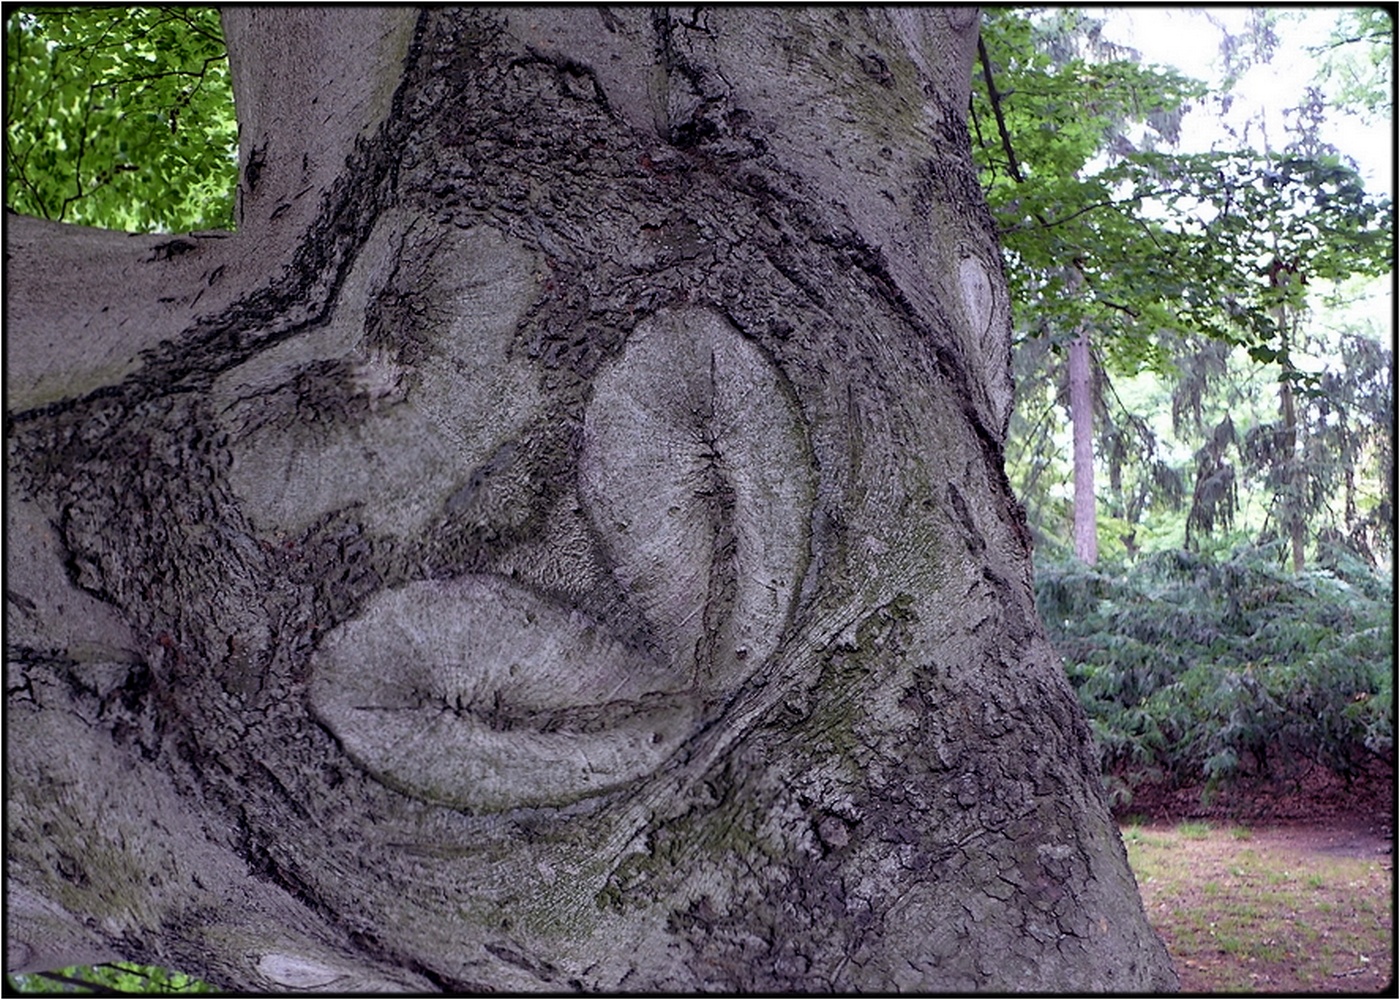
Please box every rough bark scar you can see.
[958,256,993,339]
[310,577,695,811]
[311,306,813,812]
[215,219,543,539]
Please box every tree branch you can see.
[998,196,1127,235]
[1307,32,1388,54]
[976,33,1026,185]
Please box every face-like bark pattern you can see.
[310,307,812,811]
[581,308,814,695]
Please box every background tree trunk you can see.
[6,8,1177,992]
[1274,305,1307,574]
[1069,329,1099,565]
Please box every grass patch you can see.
[1124,823,1393,992]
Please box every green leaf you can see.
[4,6,238,232]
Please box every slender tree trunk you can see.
[1280,372,1306,572]
[1069,329,1099,564]
[1271,268,1306,573]
[5,8,1176,992]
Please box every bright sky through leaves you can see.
[1094,7,1393,196]
[1094,7,1394,364]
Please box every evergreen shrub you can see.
[1037,543,1393,800]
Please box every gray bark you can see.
[6,7,1177,992]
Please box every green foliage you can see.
[972,8,1394,379]
[1100,148,1392,353]
[973,7,1205,376]
[6,963,214,995]
[1311,7,1393,123]
[4,6,237,232]
[990,8,1394,571]
[1039,544,1393,800]
[1010,302,1394,571]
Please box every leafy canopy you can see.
[990,9,1393,571]
[4,6,237,233]
[1311,7,1393,123]
[971,8,1394,377]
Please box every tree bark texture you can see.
[5,8,1177,992]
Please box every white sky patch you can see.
[1092,7,1393,197]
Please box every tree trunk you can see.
[1068,329,1099,565]
[5,8,1176,992]
[1280,374,1306,572]
[1271,273,1305,573]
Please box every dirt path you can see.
[1261,821,1395,860]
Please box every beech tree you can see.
[6,8,1177,991]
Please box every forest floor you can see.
[1116,758,1394,993]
